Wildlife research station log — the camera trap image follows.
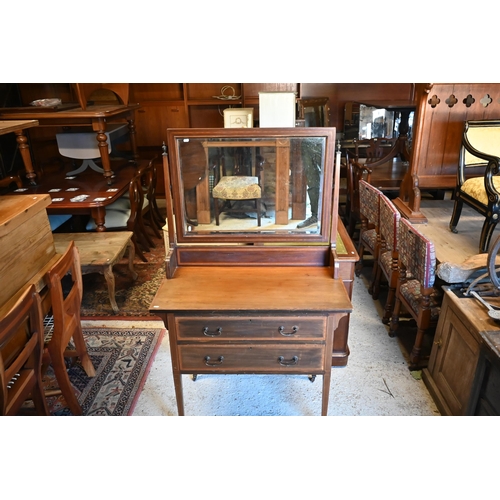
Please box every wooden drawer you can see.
[174,316,326,341]
[178,344,325,373]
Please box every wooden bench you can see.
[52,232,137,314]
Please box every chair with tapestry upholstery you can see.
[44,241,96,415]
[371,194,401,325]
[355,179,382,294]
[449,119,500,253]
[0,284,49,416]
[212,151,265,226]
[389,217,442,370]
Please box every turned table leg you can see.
[15,129,37,185]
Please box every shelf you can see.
[187,99,243,106]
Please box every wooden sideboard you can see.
[151,267,352,416]
[422,286,500,415]
[150,127,356,415]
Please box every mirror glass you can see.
[167,128,336,244]
[343,101,415,142]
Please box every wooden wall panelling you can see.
[328,83,416,131]
[395,83,500,222]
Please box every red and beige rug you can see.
[80,236,166,319]
[43,327,165,416]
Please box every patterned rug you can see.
[80,235,166,318]
[43,327,165,416]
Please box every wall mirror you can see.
[343,101,415,141]
[166,127,337,245]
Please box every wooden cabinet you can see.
[150,127,356,415]
[422,287,490,415]
[473,330,500,415]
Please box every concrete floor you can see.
[100,271,440,417]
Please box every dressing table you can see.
[150,127,356,415]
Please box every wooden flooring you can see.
[417,199,500,265]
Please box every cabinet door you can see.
[135,103,188,147]
[428,298,480,415]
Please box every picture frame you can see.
[223,107,254,128]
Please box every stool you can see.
[52,232,137,313]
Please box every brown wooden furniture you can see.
[0,104,140,184]
[394,83,500,223]
[150,127,356,416]
[422,286,495,415]
[473,329,500,415]
[355,180,382,288]
[372,194,401,324]
[0,284,49,416]
[390,218,442,369]
[9,162,137,232]
[0,195,59,317]
[44,241,95,416]
[212,152,264,227]
[53,232,137,314]
[0,119,39,185]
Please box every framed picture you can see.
[223,108,254,128]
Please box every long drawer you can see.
[178,344,325,373]
[174,316,326,341]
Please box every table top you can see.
[0,104,140,121]
[0,119,39,135]
[10,162,137,212]
[150,266,353,313]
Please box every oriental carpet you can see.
[80,236,166,319]
[42,326,165,416]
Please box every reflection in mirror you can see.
[343,101,415,142]
[167,128,336,244]
[177,136,325,235]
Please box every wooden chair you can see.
[371,194,401,324]
[0,175,23,192]
[449,119,500,253]
[212,151,265,226]
[345,136,410,237]
[44,241,95,415]
[0,285,49,416]
[389,218,442,369]
[355,180,382,294]
[86,172,149,262]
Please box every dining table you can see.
[0,103,140,185]
[0,119,39,184]
[10,161,138,232]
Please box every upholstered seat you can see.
[212,176,261,200]
[355,180,382,293]
[450,119,500,253]
[372,194,401,324]
[390,218,442,369]
[212,153,264,226]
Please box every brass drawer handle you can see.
[204,355,224,366]
[203,327,222,337]
[278,325,299,336]
[278,355,299,366]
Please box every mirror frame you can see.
[166,127,338,245]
